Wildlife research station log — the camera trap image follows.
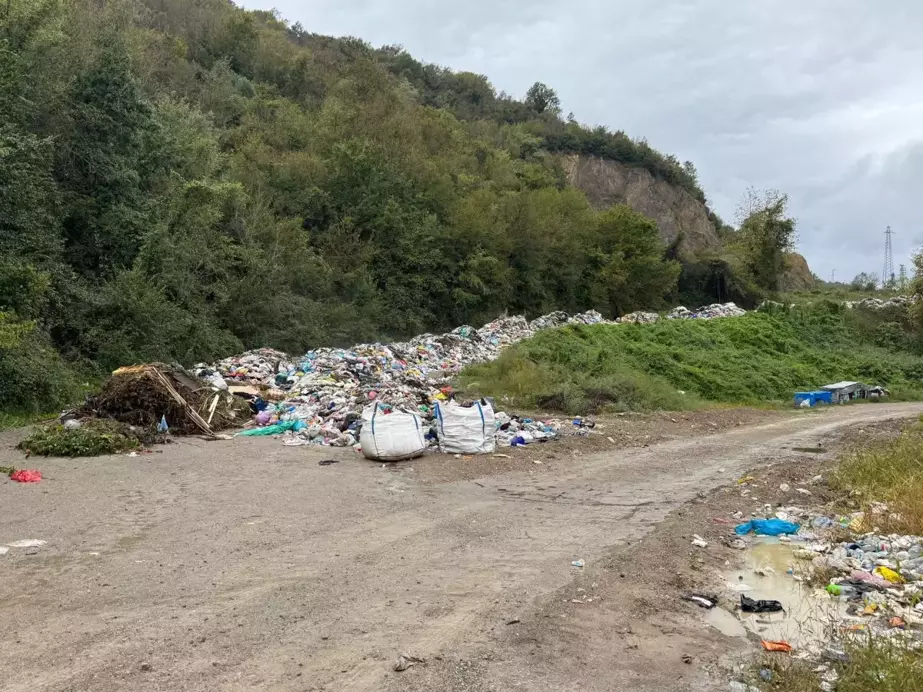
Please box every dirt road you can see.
[2,403,921,692]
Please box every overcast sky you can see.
[241,0,923,282]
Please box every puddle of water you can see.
[709,540,849,650]
[704,606,748,638]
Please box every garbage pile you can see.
[666,302,747,320]
[617,311,660,324]
[199,310,607,449]
[719,499,923,664]
[794,506,923,631]
[844,295,919,310]
[80,363,251,435]
[617,302,746,324]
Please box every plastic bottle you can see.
[825,584,855,597]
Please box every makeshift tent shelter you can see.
[820,381,870,404]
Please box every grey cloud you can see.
[241,0,923,281]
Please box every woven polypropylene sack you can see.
[359,404,427,461]
[434,400,496,454]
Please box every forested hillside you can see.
[0,0,792,413]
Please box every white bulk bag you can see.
[359,404,427,461]
[434,400,496,454]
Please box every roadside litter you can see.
[9,469,42,483]
[6,539,46,548]
[740,594,783,613]
[734,519,800,536]
[393,654,425,672]
[200,304,747,454]
[682,593,718,609]
[760,640,793,653]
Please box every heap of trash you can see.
[197,311,608,454]
[196,304,750,455]
[79,363,251,436]
[844,295,919,310]
[789,504,923,631]
[617,302,746,324]
[667,302,747,320]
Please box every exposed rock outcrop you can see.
[780,253,815,291]
[561,154,721,256]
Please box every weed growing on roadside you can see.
[18,420,140,457]
[832,422,923,535]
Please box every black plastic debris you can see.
[740,594,783,613]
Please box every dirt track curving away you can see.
[2,403,922,692]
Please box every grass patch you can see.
[832,421,923,534]
[17,419,141,457]
[460,303,923,415]
[0,410,57,431]
[750,636,923,691]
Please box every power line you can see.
[883,226,895,288]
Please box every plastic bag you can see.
[740,594,783,613]
[238,420,298,436]
[10,470,42,483]
[734,519,800,536]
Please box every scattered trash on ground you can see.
[318,459,339,466]
[393,653,425,672]
[740,594,783,613]
[6,539,46,548]
[9,469,42,483]
[760,640,793,652]
[200,305,746,453]
[571,559,585,568]
[734,519,800,536]
[682,593,718,609]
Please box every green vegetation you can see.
[833,422,923,535]
[17,420,140,457]
[461,303,923,414]
[5,0,752,416]
[0,410,57,432]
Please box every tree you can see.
[735,188,797,292]
[524,81,561,115]
[898,264,909,292]
[581,205,681,316]
[850,272,878,292]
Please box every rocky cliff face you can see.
[561,154,722,257]
[780,252,815,291]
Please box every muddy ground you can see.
[1,403,920,692]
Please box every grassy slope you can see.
[461,305,923,414]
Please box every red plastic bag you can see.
[10,469,42,483]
